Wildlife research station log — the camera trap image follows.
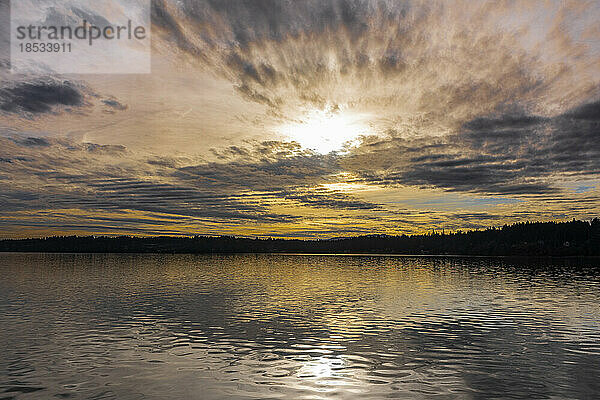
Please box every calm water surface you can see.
[1,253,599,399]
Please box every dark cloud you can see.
[181,141,341,191]
[102,98,128,112]
[0,79,84,115]
[83,143,127,155]
[70,7,112,27]
[17,137,51,147]
[462,115,549,131]
[563,100,600,121]
[149,0,597,128]
[0,137,382,234]
[176,153,338,191]
[152,0,207,60]
[169,0,391,46]
[345,100,600,196]
[149,0,440,112]
[42,4,114,28]
[0,79,127,117]
[280,187,380,210]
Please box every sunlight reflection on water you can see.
[1,253,599,399]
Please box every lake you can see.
[1,253,599,399]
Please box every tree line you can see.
[1,218,599,256]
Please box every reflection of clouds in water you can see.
[1,254,599,398]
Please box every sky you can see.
[0,0,599,238]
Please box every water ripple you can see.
[1,253,599,399]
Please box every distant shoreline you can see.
[1,219,599,257]
[1,251,600,259]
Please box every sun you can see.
[278,107,372,154]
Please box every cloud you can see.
[0,77,130,118]
[563,100,600,121]
[177,142,340,191]
[151,0,599,125]
[281,187,380,210]
[16,136,51,147]
[1,1,599,236]
[0,137,383,235]
[102,98,128,113]
[0,79,85,115]
[0,0,8,68]
[343,99,600,195]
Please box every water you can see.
[1,254,599,399]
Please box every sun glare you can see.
[278,108,372,154]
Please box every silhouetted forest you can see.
[1,219,599,256]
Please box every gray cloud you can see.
[0,78,130,118]
[102,98,128,112]
[16,136,51,147]
[1,0,599,236]
[151,0,599,126]
[102,99,127,110]
[281,187,380,210]
[0,79,85,115]
[178,143,339,191]
[563,100,600,121]
[344,99,600,195]
[0,137,383,234]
